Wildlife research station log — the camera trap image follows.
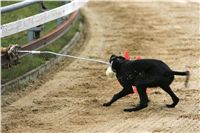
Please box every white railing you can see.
[1,0,41,13]
[0,0,88,38]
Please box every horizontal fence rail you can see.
[1,11,79,66]
[0,0,88,38]
[1,0,41,13]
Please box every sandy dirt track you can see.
[2,1,200,133]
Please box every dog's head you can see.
[106,55,126,76]
[109,55,126,72]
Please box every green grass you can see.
[1,20,81,84]
[2,56,45,83]
[1,1,63,47]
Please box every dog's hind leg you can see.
[103,87,133,107]
[161,85,179,108]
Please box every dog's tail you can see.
[172,70,190,87]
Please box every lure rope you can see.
[18,50,110,65]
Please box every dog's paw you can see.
[124,105,148,112]
[166,99,179,108]
[123,108,134,112]
[166,104,176,108]
[103,102,111,107]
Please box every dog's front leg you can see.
[124,83,149,112]
[103,88,132,107]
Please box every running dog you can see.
[103,55,190,112]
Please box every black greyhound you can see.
[103,55,190,112]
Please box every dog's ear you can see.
[118,56,126,61]
[111,56,123,72]
[110,59,119,72]
[109,55,117,63]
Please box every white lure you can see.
[106,66,115,77]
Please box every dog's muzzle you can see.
[106,61,115,77]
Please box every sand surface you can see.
[2,1,200,133]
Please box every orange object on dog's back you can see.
[124,50,131,60]
[135,56,141,60]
